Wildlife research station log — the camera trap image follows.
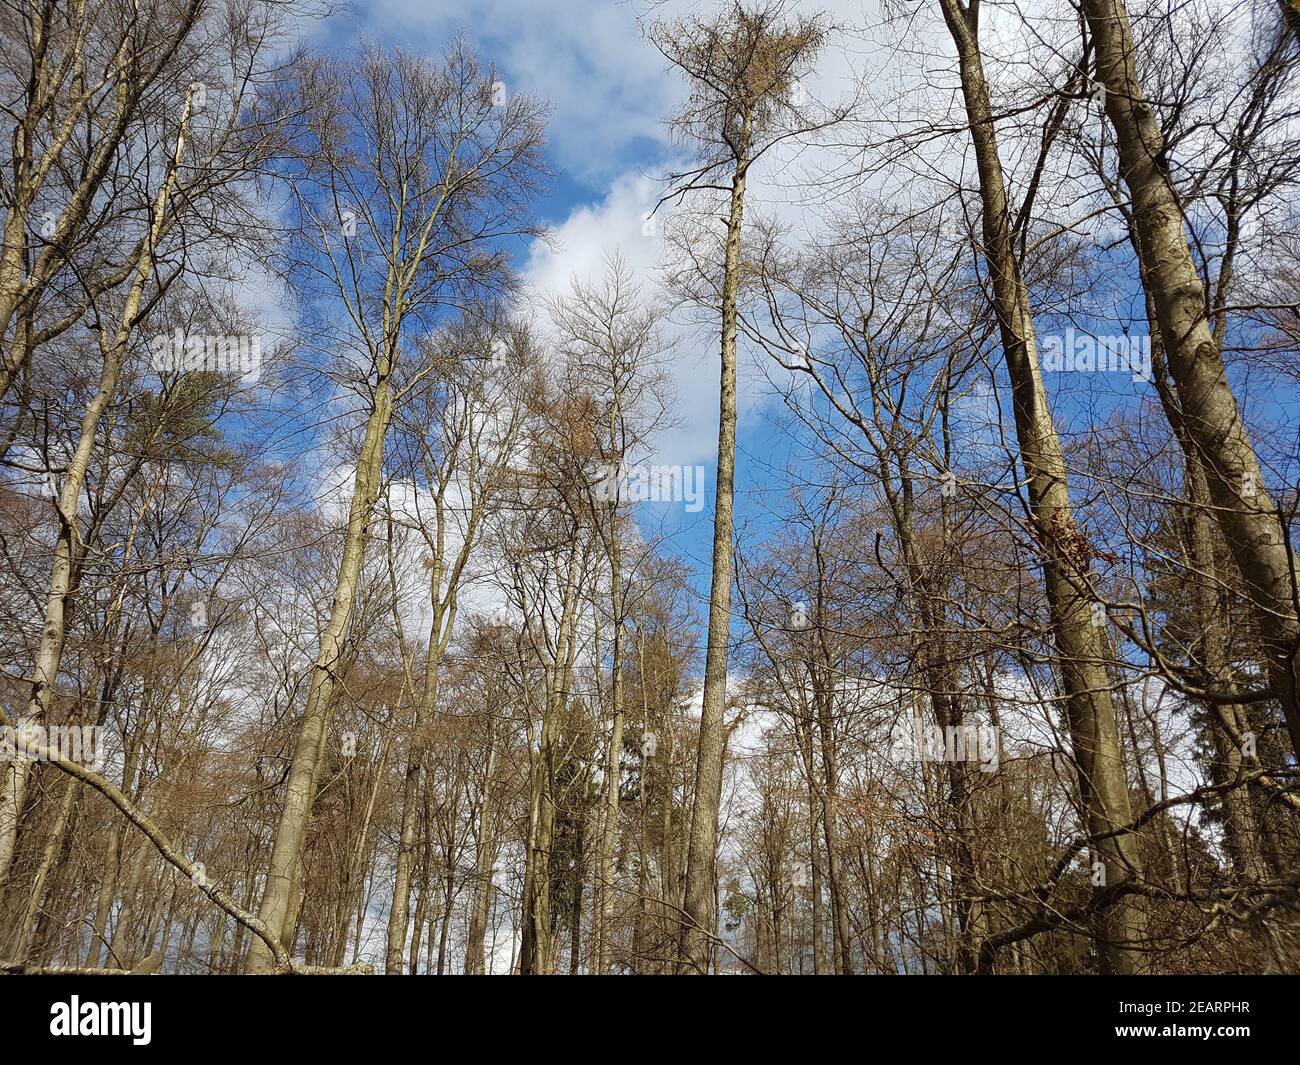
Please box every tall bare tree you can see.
[931,0,1146,972]
[246,42,546,973]
[649,0,837,975]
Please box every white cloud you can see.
[521,165,745,470]
[356,0,680,185]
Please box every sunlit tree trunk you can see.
[1082,0,1300,755]
[938,0,1145,973]
[247,373,393,972]
[680,126,749,976]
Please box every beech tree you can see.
[245,41,547,973]
[1,0,1296,980]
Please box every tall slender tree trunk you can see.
[247,369,394,973]
[86,822,124,967]
[434,865,455,975]
[465,723,499,975]
[519,739,558,975]
[1187,462,1273,883]
[386,599,446,973]
[519,538,582,975]
[1145,290,1278,884]
[813,691,852,974]
[569,816,585,974]
[679,120,750,975]
[938,0,1145,973]
[595,499,625,973]
[793,716,826,974]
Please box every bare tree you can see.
[246,41,547,973]
[649,0,838,975]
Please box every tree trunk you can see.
[247,370,394,973]
[386,600,446,973]
[938,0,1145,973]
[595,507,625,974]
[679,120,750,975]
[519,538,582,975]
[1082,0,1300,755]
[465,724,499,974]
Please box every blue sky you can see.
[285,0,1297,613]
[300,0,764,579]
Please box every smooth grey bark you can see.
[938,0,1146,973]
[1081,0,1300,755]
